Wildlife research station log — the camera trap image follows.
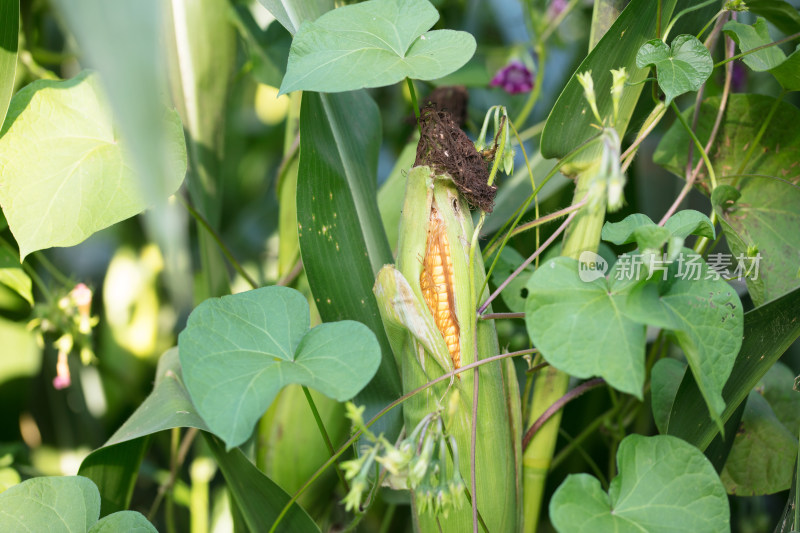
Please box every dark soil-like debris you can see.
[414,106,496,212]
[423,86,469,127]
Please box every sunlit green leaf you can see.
[636,35,713,106]
[257,0,332,35]
[0,0,18,128]
[525,257,646,398]
[0,71,187,260]
[0,316,41,385]
[550,435,729,532]
[179,286,381,449]
[279,0,475,94]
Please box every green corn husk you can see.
[374,165,522,531]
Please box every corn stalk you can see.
[374,165,522,531]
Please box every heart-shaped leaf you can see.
[88,511,157,533]
[525,257,646,398]
[626,255,743,431]
[0,71,187,260]
[279,0,475,94]
[636,35,713,105]
[179,286,381,449]
[550,435,730,532]
[0,476,100,532]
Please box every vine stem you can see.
[478,209,578,315]
[659,15,732,225]
[522,378,605,450]
[267,348,536,533]
[480,312,525,320]
[301,385,350,493]
[662,0,718,41]
[406,78,421,134]
[715,31,800,68]
[669,100,717,190]
[179,196,259,290]
[148,427,199,522]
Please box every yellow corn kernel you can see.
[420,205,460,368]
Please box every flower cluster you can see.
[30,283,98,390]
[340,403,466,517]
[490,60,534,94]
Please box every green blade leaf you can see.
[635,35,713,106]
[747,0,800,35]
[550,435,729,532]
[654,93,800,306]
[297,90,402,437]
[541,0,681,158]
[666,286,800,450]
[0,476,100,532]
[205,434,320,533]
[0,0,18,127]
[720,391,798,496]
[0,71,187,260]
[759,361,800,436]
[78,438,149,517]
[626,258,743,430]
[279,0,475,94]
[525,257,646,398]
[723,18,800,90]
[179,286,381,449]
[88,511,157,533]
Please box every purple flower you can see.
[731,61,747,92]
[490,61,534,94]
[548,0,568,19]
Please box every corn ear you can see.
[374,165,521,531]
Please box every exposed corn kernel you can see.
[420,205,460,368]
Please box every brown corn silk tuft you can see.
[420,204,460,369]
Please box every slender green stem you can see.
[301,385,350,492]
[550,405,616,470]
[715,32,800,68]
[513,43,546,127]
[557,428,609,489]
[33,252,72,286]
[670,101,717,190]
[180,196,259,289]
[406,78,421,134]
[663,0,718,41]
[694,210,718,255]
[267,348,533,533]
[480,312,525,320]
[377,504,396,533]
[509,121,540,264]
[696,9,724,40]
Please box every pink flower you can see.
[53,349,71,390]
[548,0,568,19]
[490,61,534,94]
[70,283,92,315]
